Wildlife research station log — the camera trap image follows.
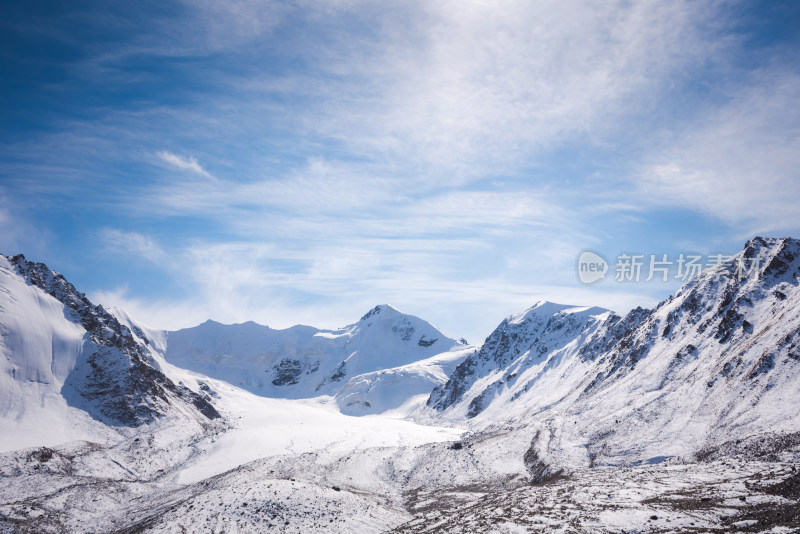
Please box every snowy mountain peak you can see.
[637,236,800,353]
[0,254,219,428]
[424,236,800,474]
[428,236,800,423]
[427,299,611,415]
[510,301,611,325]
[164,304,462,402]
[741,236,800,285]
[743,235,798,257]
[359,304,403,322]
[690,236,799,288]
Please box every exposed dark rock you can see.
[523,432,563,483]
[392,319,415,341]
[466,387,493,418]
[747,352,775,379]
[8,254,219,427]
[360,305,383,321]
[426,355,478,411]
[695,431,800,462]
[271,359,303,386]
[329,362,347,382]
[417,336,437,347]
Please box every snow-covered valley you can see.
[2,237,800,532]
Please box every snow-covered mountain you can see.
[2,238,799,532]
[335,345,474,415]
[163,304,469,408]
[427,236,800,472]
[0,254,219,450]
[427,301,613,418]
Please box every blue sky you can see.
[2,0,799,343]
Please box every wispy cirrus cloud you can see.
[0,188,51,258]
[638,66,800,235]
[231,0,732,180]
[156,151,214,178]
[89,234,660,340]
[4,0,800,342]
[99,228,168,264]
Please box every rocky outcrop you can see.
[428,237,800,470]
[428,302,611,415]
[7,254,219,426]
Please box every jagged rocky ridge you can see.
[4,254,219,426]
[428,237,800,468]
[428,302,612,417]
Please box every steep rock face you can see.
[164,304,466,401]
[564,237,800,465]
[584,236,800,393]
[429,237,800,468]
[1,255,219,427]
[427,302,612,416]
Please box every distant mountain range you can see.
[162,304,470,413]
[1,237,799,532]
[3,237,800,458]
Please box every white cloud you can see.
[145,157,398,216]
[89,238,664,343]
[638,67,800,234]
[0,199,18,253]
[0,189,50,257]
[137,153,572,246]
[156,151,213,177]
[248,0,729,179]
[11,0,789,344]
[179,0,288,51]
[99,229,168,264]
[89,286,212,331]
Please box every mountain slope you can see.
[335,345,474,415]
[427,237,800,470]
[427,301,615,418]
[163,304,467,403]
[564,235,800,464]
[0,254,219,450]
